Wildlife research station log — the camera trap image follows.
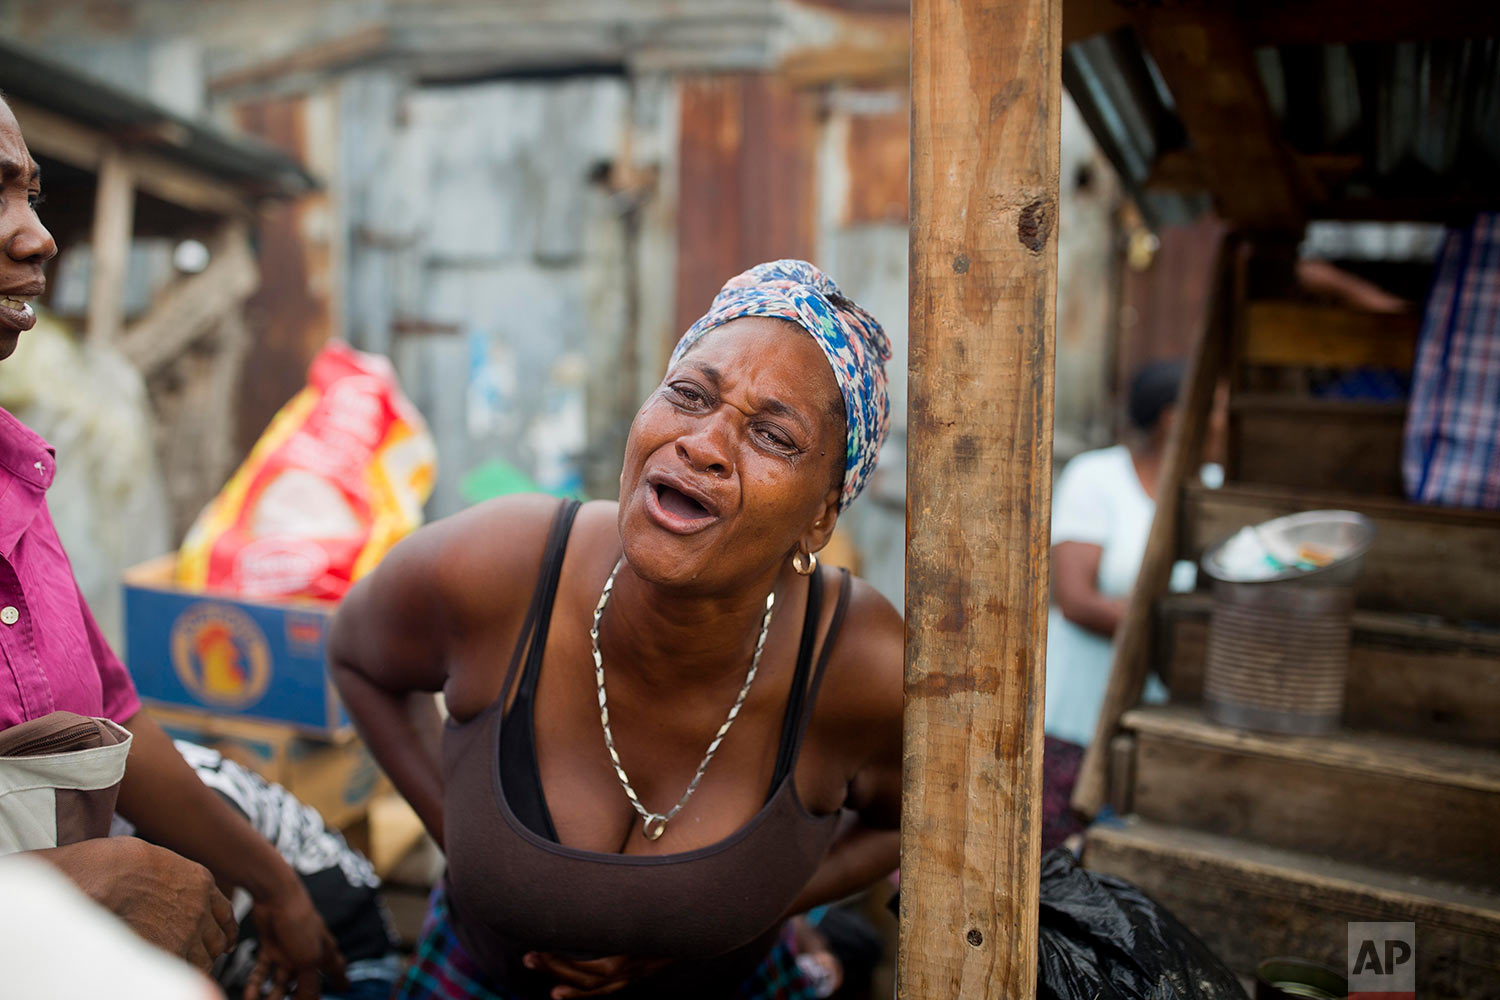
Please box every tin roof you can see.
[1063,3,1500,230]
[0,37,315,199]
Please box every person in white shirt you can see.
[1041,361,1222,850]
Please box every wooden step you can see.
[1083,818,1500,999]
[1119,705,1500,888]
[1230,396,1405,497]
[1157,593,1500,745]
[1242,302,1419,372]
[1182,483,1500,624]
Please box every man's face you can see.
[0,100,56,361]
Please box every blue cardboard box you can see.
[123,556,349,737]
[147,704,385,830]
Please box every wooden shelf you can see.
[1085,817,1500,996]
[1182,483,1500,624]
[1242,302,1419,371]
[1118,705,1500,887]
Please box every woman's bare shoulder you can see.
[817,572,904,731]
[382,493,573,629]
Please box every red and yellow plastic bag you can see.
[177,341,436,601]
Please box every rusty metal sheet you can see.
[845,105,908,224]
[1116,215,1224,409]
[674,73,818,340]
[231,94,336,457]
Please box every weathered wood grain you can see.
[85,149,135,343]
[900,0,1060,995]
[9,98,251,218]
[1133,10,1305,232]
[120,220,258,377]
[1124,705,1500,888]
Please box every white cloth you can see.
[0,720,132,855]
[0,855,218,999]
[1044,446,1219,746]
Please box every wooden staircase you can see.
[1079,263,1500,998]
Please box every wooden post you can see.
[901,0,1060,996]
[86,148,136,342]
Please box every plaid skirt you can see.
[1041,736,1086,853]
[1404,212,1500,509]
[394,885,819,1000]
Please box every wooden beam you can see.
[155,308,252,541]
[9,98,252,217]
[1072,234,1232,818]
[902,0,1059,995]
[6,98,109,169]
[776,9,909,89]
[124,150,254,218]
[208,23,390,93]
[119,220,258,377]
[85,149,135,343]
[1133,11,1305,232]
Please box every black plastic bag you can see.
[1038,847,1247,1000]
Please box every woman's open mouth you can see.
[644,478,721,534]
[0,296,37,334]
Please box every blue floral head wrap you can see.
[670,260,892,511]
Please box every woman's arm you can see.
[785,814,900,916]
[1052,540,1125,638]
[786,576,904,915]
[327,528,458,845]
[328,495,558,846]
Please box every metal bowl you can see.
[1202,510,1375,587]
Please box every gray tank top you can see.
[440,501,847,997]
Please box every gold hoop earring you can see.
[792,550,818,576]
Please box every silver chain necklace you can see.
[590,558,776,842]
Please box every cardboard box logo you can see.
[170,603,273,709]
[1349,922,1415,1000]
[284,613,326,655]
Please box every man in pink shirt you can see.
[0,95,344,996]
